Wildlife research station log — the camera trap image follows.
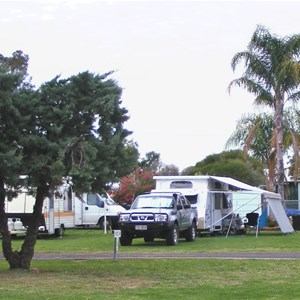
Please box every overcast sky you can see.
[1,0,300,170]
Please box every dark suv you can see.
[118,191,198,246]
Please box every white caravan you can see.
[5,182,125,236]
[153,175,294,234]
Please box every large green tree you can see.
[187,150,265,186]
[229,25,300,198]
[0,51,35,270]
[0,52,138,269]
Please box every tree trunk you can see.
[0,177,15,267]
[0,180,49,270]
[275,96,285,200]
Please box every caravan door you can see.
[211,192,223,231]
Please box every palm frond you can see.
[285,33,300,57]
[278,60,300,87]
[231,51,250,72]
[286,90,300,103]
[249,25,273,51]
[228,77,273,105]
[231,49,274,89]
[243,120,261,157]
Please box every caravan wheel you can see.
[55,225,65,237]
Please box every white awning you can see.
[267,198,294,233]
[210,176,294,234]
[210,176,281,199]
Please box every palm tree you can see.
[228,25,300,199]
[225,110,300,192]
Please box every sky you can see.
[1,0,300,171]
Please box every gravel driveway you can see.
[17,252,300,260]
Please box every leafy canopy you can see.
[188,150,265,186]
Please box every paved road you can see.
[15,252,300,260]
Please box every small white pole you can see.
[113,230,121,261]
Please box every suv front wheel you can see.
[185,221,197,242]
[120,230,132,246]
[166,224,179,245]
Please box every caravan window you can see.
[222,193,230,209]
[170,181,193,189]
[214,193,230,209]
[185,194,198,204]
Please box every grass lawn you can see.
[0,229,300,299]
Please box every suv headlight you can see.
[154,214,168,222]
[119,214,130,222]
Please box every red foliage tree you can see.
[111,168,156,205]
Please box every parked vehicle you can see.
[153,175,294,234]
[154,175,233,234]
[118,191,198,246]
[5,181,125,236]
[7,218,27,236]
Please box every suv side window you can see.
[177,196,184,208]
[181,196,187,206]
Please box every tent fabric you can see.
[210,176,281,199]
[267,198,294,233]
[211,176,262,192]
[210,176,294,234]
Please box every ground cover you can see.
[13,228,300,254]
[0,229,299,299]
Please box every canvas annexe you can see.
[153,175,294,235]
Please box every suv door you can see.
[177,195,190,229]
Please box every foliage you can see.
[0,51,37,270]
[139,151,161,172]
[229,25,300,198]
[158,164,179,176]
[188,150,265,186]
[226,112,275,163]
[110,153,180,205]
[181,166,195,175]
[226,110,300,183]
[0,51,139,269]
[284,107,300,179]
[111,168,156,205]
[31,71,137,193]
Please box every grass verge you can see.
[1,259,300,299]
[0,229,299,299]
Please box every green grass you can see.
[11,228,300,254]
[1,229,300,299]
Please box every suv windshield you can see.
[132,195,174,209]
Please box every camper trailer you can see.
[153,175,294,235]
[5,182,125,236]
[153,175,234,234]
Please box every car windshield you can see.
[99,193,116,206]
[132,195,174,209]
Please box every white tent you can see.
[210,176,294,234]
